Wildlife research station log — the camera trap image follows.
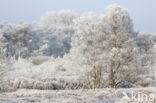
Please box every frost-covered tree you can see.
[69,4,146,88]
[70,13,105,88]
[0,22,42,59]
[135,32,155,53]
[103,4,144,88]
[39,10,77,57]
[135,32,156,75]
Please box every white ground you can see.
[0,88,156,103]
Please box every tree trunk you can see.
[109,64,116,88]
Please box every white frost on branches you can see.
[0,5,155,91]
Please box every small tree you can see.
[70,13,106,89]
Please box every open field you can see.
[0,88,156,103]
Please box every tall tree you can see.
[69,4,145,88]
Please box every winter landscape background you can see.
[0,1,156,103]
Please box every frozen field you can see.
[0,88,156,103]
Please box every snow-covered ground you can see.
[0,88,156,103]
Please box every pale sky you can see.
[0,0,156,33]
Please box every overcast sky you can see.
[0,0,156,33]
